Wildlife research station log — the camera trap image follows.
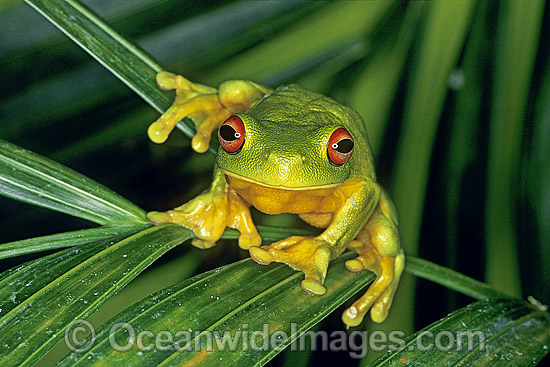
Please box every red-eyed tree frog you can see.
[147,72,404,326]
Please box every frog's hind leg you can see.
[342,190,404,326]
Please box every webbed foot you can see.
[148,72,270,152]
[342,245,404,326]
[147,184,261,250]
[249,236,333,296]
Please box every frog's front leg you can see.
[342,189,404,326]
[147,71,271,152]
[147,166,261,250]
[249,178,380,297]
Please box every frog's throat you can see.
[220,169,340,191]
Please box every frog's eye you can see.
[218,115,246,154]
[327,128,354,166]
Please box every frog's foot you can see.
[249,236,332,296]
[148,72,270,152]
[148,72,228,151]
[342,246,405,327]
[147,188,261,250]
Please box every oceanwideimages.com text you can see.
[65,319,486,359]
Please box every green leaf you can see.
[405,257,506,301]
[524,31,550,305]
[204,1,395,85]
[59,252,377,367]
[0,224,190,366]
[441,0,490,286]
[485,0,545,295]
[0,140,146,225]
[392,0,476,258]
[368,299,550,367]
[0,225,144,318]
[23,0,166,113]
[348,2,423,157]
[388,0,476,337]
[23,0,214,154]
[0,225,146,260]
[56,251,513,367]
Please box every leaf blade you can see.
[0,225,146,260]
[59,252,376,367]
[0,225,145,318]
[0,224,191,366]
[23,0,210,152]
[0,140,146,225]
[367,299,550,367]
[24,0,166,112]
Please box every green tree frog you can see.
[147,72,404,326]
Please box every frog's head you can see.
[216,85,371,189]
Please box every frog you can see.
[147,71,405,326]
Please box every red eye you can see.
[327,128,354,166]
[218,115,245,154]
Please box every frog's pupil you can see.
[335,139,353,153]
[220,125,238,141]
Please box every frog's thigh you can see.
[342,197,403,326]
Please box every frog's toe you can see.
[301,278,326,296]
[370,287,395,323]
[147,121,172,144]
[344,259,364,273]
[344,251,378,273]
[156,71,178,90]
[238,231,262,250]
[191,129,211,153]
[147,211,171,224]
[343,285,395,326]
[249,246,274,265]
[342,305,364,327]
[190,112,224,153]
[341,252,404,326]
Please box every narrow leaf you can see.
[368,299,550,367]
[349,2,423,157]
[0,225,146,260]
[204,1,395,85]
[24,0,209,152]
[485,0,545,295]
[0,224,191,366]
[59,252,376,367]
[392,0,476,257]
[24,0,166,112]
[0,140,146,225]
[0,225,144,318]
[389,0,476,336]
[405,256,506,301]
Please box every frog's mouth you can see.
[220,169,340,191]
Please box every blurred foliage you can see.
[0,0,549,365]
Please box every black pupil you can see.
[220,125,238,141]
[335,139,354,153]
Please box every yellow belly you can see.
[224,172,360,217]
